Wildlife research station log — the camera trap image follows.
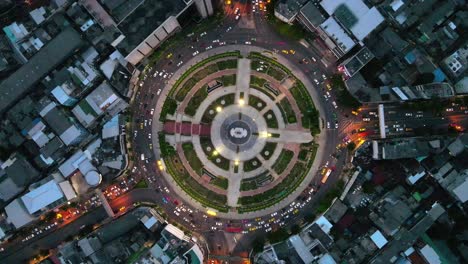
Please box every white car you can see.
[205,45,213,50]
[226,26,232,32]
[314,79,319,85]
[153,71,159,77]
[363,117,370,122]
[192,50,199,56]
[332,101,338,109]
[163,73,168,78]
[159,72,164,77]
[177,61,183,67]
[150,108,154,115]
[157,88,162,95]
[219,41,226,46]
[335,123,338,129]
[212,39,219,43]
[174,211,180,216]
[327,122,330,129]
[148,133,152,139]
[235,14,240,20]
[245,41,251,45]
[311,57,317,62]
[200,32,207,37]
[405,113,413,116]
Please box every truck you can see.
[321,169,332,184]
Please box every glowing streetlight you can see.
[234,159,239,166]
[238,98,245,106]
[216,106,222,112]
[212,150,219,156]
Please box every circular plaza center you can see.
[155,50,321,218]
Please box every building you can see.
[4,178,75,228]
[256,216,335,264]
[38,100,88,146]
[338,47,374,78]
[274,0,309,24]
[72,81,128,128]
[296,1,327,33]
[0,27,84,114]
[0,153,40,203]
[441,42,468,81]
[372,138,449,160]
[83,0,216,65]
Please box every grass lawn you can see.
[159,97,178,122]
[250,75,267,88]
[272,149,294,174]
[260,142,277,160]
[278,99,297,123]
[193,63,218,80]
[263,110,278,128]
[248,95,266,111]
[244,157,261,172]
[212,155,230,171]
[266,66,286,81]
[221,74,236,86]
[134,179,148,189]
[211,176,228,190]
[298,149,309,161]
[184,86,208,116]
[201,93,235,123]
[165,155,228,212]
[217,59,237,70]
[175,78,197,102]
[182,143,203,176]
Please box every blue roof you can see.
[404,51,416,64]
[433,68,446,82]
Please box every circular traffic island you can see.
[155,50,321,217]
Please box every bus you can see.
[321,169,332,184]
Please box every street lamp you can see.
[238,98,245,106]
[216,106,222,113]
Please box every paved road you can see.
[0,207,108,263]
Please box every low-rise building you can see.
[0,153,40,203]
[274,0,309,24]
[72,81,128,128]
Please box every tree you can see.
[362,181,375,194]
[413,72,435,85]
[267,228,289,243]
[347,142,356,151]
[304,213,316,223]
[290,224,301,235]
[252,237,265,253]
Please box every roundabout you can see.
[153,47,322,217]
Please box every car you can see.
[405,113,413,116]
[446,108,454,112]
[358,127,366,132]
[159,72,164,77]
[335,123,338,129]
[327,122,330,129]
[177,61,183,67]
[245,41,251,45]
[163,73,168,78]
[302,58,309,64]
[148,133,152,139]
[311,57,317,62]
[234,7,240,14]
[289,49,295,54]
[166,53,173,59]
[150,108,154,115]
[332,101,338,109]
[212,39,219,43]
[281,49,289,54]
[200,32,207,37]
[226,26,232,32]
[174,210,180,216]
[235,14,240,20]
[219,41,226,46]
[192,50,199,56]
[139,81,144,87]
[205,45,213,50]
[153,71,159,77]
[363,117,370,122]
[322,74,327,80]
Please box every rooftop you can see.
[111,0,188,55]
[20,179,64,214]
[320,0,384,41]
[299,1,326,27]
[0,27,83,114]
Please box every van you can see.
[141,154,145,161]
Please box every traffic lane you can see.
[0,207,108,263]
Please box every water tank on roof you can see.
[85,170,102,187]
